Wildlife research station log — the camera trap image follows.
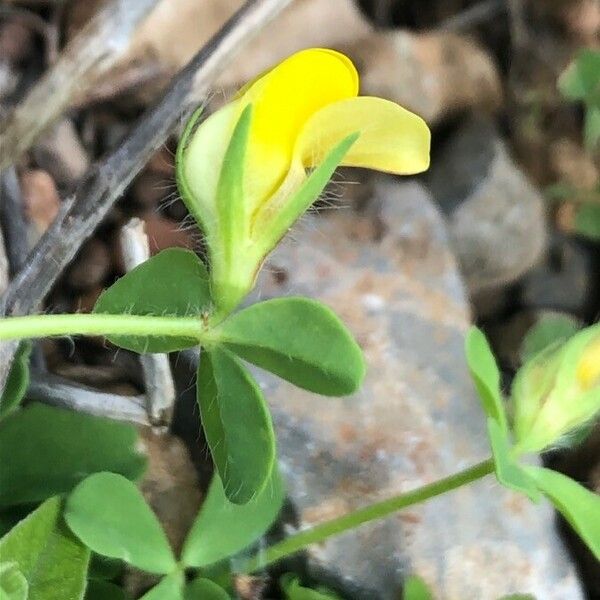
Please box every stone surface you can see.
[520,233,598,321]
[526,0,600,45]
[346,31,502,124]
[427,117,548,295]
[549,138,599,192]
[125,429,202,596]
[32,119,90,188]
[67,238,112,291]
[138,429,202,555]
[485,309,581,370]
[65,0,500,127]
[250,179,581,599]
[69,0,372,96]
[0,19,34,65]
[20,169,61,241]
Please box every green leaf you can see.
[215,297,365,396]
[85,580,128,600]
[94,248,210,353]
[524,466,600,560]
[65,472,176,574]
[0,498,60,575]
[465,327,508,433]
[584,104,600,151]
[0,403,146,509]
[575,202,600,241]
[27,522,90,600]
[280,574,341,600]
[0,497,90,600]
[215,104,252,263]
[258,133,359,247]
[521,315,580,363]
[487,419,541,502]
[193,562,232,591]
[0,342,31,419]
[197,347,275,504]
[558,50,600,101]
[0,563,28,600]
[185,577,230,600]
[402,575,433,600]
[182,469,284,567]
[140,572,184,600]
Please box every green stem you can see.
[0,313,204,342]
[243,458,495,573]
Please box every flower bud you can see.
[512,324,600,453]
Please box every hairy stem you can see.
[244,458,495,573]
[0,314,204,342]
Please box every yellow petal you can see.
[240,48,359,208]
[295,96,431,175]
[577,338,600,390]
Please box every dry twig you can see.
[27,371,149,425]
[0,167,29,275]
[120,218,176,426]
[0,0,161,170]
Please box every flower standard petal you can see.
[239,48,359,209]
[296,96,431,174]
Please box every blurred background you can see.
[0,1,598,598]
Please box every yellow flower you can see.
[512,324,600,453]
[177,48,431,311]
[577,338,600,390]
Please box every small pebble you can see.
[67,238,112,291]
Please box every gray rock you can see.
[427,117,547,295]
[350,31,502,125]
[520,233,597,319]
[485,309,581,370]
[251,179,581,599]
